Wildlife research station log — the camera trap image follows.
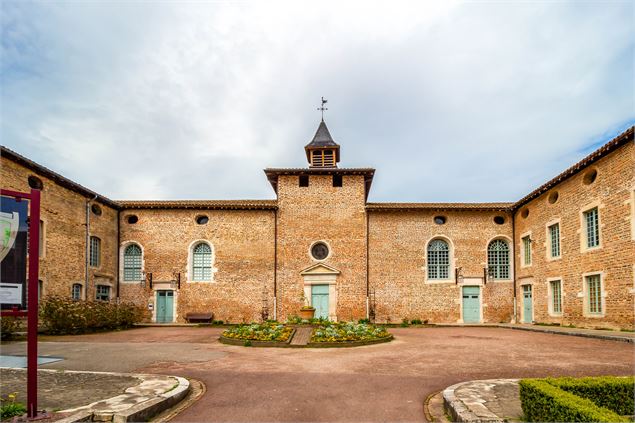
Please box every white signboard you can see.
[0,283,23,304]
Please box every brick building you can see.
[1,122,633,329]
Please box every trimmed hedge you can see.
[40,296,145,335]
[520,377,633,423]
[546,376,635,416]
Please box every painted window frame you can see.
[547,277,563,316]
[89,236,101,268]
[545,219,561,261]
[95,284,111,301]
[121,241,144,282]
[487,237,512,281]
[71,283,83,301]
[426,238,451,282]
[423,236,455,284]
[187,240,217,283]
[581,272,605,318]
[579,202,603,252]
[520,232,532,267]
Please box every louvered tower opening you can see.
[311,149,336,167]
[305,120,340,168]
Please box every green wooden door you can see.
[522,285,533,323]
[156,290,174,323]
[311,285,329,320]
[462,286,480,323]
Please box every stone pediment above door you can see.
[300,263,341,276]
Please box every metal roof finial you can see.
[317,97,328,121]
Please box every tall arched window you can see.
[123,244,143,281]
[192,242,212,281]
[427,239,450,279]
[488,239,510,279]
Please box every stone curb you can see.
[496,325,634,343]
[443,378,518,423]
[47,370,190,423]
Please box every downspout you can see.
[85,194,98,299]
[511,208,517,323]
[273,208,278,321]
[365,209,370,320]
[116,208,120,300]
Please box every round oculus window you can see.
[494,216,505,225]
[583,169,597,185]
[433,216,447,225]
[28,175,43,190]
[548,191,559,204]
[311,242,329,260]
[521,208,529,218]
[196,215,209,225]
[91,204,102,216]
[126,215,139,224]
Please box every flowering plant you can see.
[311,321,391,343]
[0,392,26,419]
[222,322,293,342]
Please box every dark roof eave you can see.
[512,126,634,210]
[1,146,121,209]
[119,200,278,211]
[366,203,514,212]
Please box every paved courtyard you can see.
[2,326,633,422]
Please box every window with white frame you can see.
[96,285,110,301]
[487,239,510,279]
[548,223,560,258]
[72,283,82,300]
[192,242,212,281]
[522,236,531,266]
[427,239,450,279]
[586,274,602,314]
[584,207,600,248]
[123,244,143,281]
[550,280,562,314]
[89,236,101,267]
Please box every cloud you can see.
[1,1,633,202]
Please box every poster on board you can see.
[0,196,28,310]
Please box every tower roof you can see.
[305,120,339,149]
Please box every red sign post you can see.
[1,188,40,418]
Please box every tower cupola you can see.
[305,120,340,168]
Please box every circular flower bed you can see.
[221,322,293,342]
[311,321,391,343]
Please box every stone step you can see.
[290,327,313,345]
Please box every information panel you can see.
[0,196,28,309]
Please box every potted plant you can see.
[299,294,315,320]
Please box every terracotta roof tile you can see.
[118,199,277,210]
[366,202,513,211]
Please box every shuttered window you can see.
[123,244,143,281]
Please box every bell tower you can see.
[305,120,340,168]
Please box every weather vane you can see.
[317,97,328,121]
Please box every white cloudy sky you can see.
[1,1,633,202]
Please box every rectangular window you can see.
[89,236,101,267]
[72,284,82,301]
[549,223,560,258]
[39,220,44,257]
[96,285,110,301]
[299,175,309,187]
[586,274,602,314]
[333,174,343,187]
[584,207,600,248]
[550,280,562,314]
[522,236,531,265]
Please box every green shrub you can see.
[400,318,409,327]
[411,319,422,325]
[286,315,302,324]
[222,322,293,342]
[39,296,145,335]
[358,318,370,324]
[520,379,629,422]
[546,376,634,416]
[0,316,22,340]
[1,392,26,419]
[311,322,391,343]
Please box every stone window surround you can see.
[544,218,562,261]
[629,187,635,241]
[186,239,218,283]
[71,282,84,301]
[579,271,606,318]
[119,241,145,283]
[520,231,532,268]
[485,235,513,282]
[546,276,563,317]
[308,239,333,262]
[422,235,455,284]
[579,201,603,253]
[95,284,111,301]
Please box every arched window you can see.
[488,239,510,279]
[123,244,143,281]
[192,242,212,281]
[72,283,82,300]
[427,239,450,279]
